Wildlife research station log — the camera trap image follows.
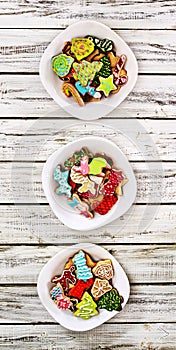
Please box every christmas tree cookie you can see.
[74,292,98,320]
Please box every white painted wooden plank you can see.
[0,29,175,73]
[0,75,175,119]
[0,119,175,161]
[0,244,175,284]
[0,204,174,244]
[0,285,175,324]
[0,162,174,203]
[0,323,176,349]
[0,0,175,29]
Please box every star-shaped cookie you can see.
[96,74,117,97]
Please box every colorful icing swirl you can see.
[52,54,74,78]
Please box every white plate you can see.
[39,20,138,120]
[42,136,137,231]
[37,243,130,332]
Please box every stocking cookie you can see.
[68,278,94,299]
[88,157,111,176]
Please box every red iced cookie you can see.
[94,195,118,215]
[68,278,94,299]
[101,169,124,196]
[51,266,77,292]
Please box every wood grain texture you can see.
[0,323,176,349]
[1,29,176,73]
[0,119,175,161]
[0,0,176,29]
[0,75,175,119]
[0,285,175,324]
[0,162,174,203]
[0,204,175,244]
[0,245,175,284]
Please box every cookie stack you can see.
[52,36,128,106]
[50,250,124,320]
[54,147,127,218]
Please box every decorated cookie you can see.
[62,82,84,106]
[100,169,125,196]
[73,250,93,282]
[56,295,72,310]
[51,266,76,292]
[91,278,112,300]
[73,155,89,175]
[113,55,128,87]
[71,38,95,60]
[74,291,98,319]
[50,283,64,301]
[94,195,118,215]
[54,165,72,198]
[88,157,111,176]
[75,81,101,98]
[92,259,113,280]
[98,56,112,78]
[86,36,113,53]
[52,54,74,78]
[68,193,93,219]
[96,74,117,97]
[64,148,88,168]
[68,278,94,299]
[97,288,124,311]
[73,60,103,86]
[70,168,96,195]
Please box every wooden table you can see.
[0,1,175,349]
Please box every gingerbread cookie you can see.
[91,278,112,300]
[51,265,76,292]
[74,291,98,319]
[73,250,93,282]
[54,165,72,198]
[92,259,113,280]
[52,54,74,78]
[97,288,124,311]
